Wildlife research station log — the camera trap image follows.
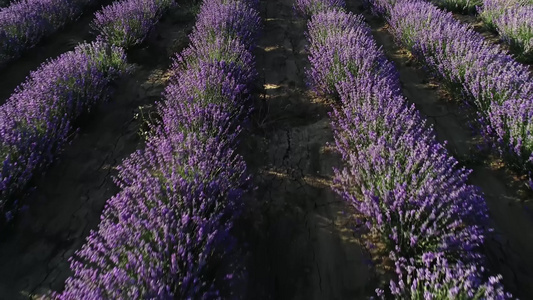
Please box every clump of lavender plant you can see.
[333,72,487,264]
[60,130,250,299]
[160,60,251,139]
[378,252,512,299]
[306,9,397,96]
[190,0,261,49]
[174,36,257,86]
[493,5,533,62]
[92,0,175,48]
[478,0,518,30]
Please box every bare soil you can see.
[239,0,378,299]
[0,3,197,299]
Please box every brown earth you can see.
[239,0,379,299]
[0,3,197,299]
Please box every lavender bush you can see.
[491,5,533,62]
[58,0,260,297]
[333,74,487,262]
[0,0,99,66]
[305,8,369,45]
[378,0,533,175]
[377,252,511,299]
[60,128,250,299]
[306,9,396,96]
[92,0,175,48]
[0,40,127,220]
[478,0,519,30]
[189,0,261,50]
[174,36,257,87]
[303,7,511,298]
[161,60,252,140]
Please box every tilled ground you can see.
[240,0,377,298]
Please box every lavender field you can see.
[0,0,532,298]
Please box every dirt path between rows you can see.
[346,2,533,298]
[239,0,377,299]
[0,4,196,299]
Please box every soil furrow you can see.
[240,0,376,298]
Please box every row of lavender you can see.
[0,0,100,66]
[295,0,511,298]
[370,0,533,187]
[0,0,173,221]
[92,0,175,48]
[0,0,174,67]
[478,0,533,62]
[55,0,260,298]
[428,0,533,63]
